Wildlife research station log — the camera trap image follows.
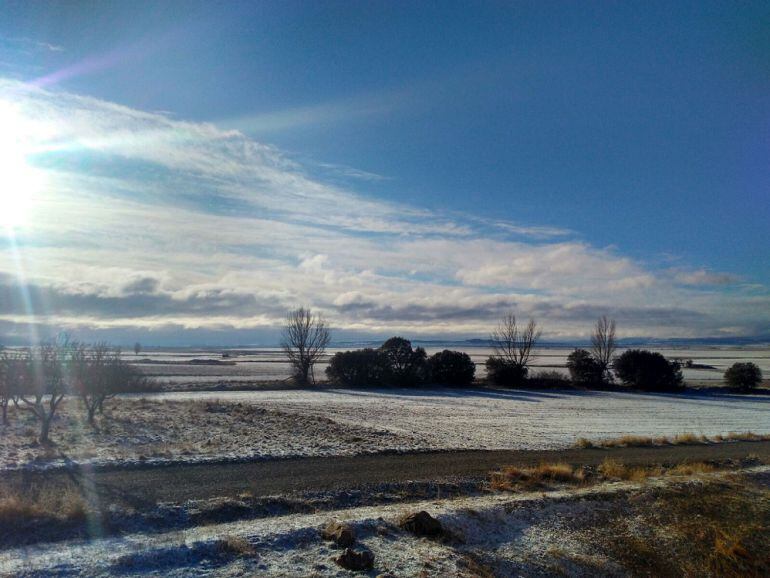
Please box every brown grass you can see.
[214,535,256,557]
[576,431,770,449]
[492,457,748,492]
[597,458,662,482]
[0,485,88,525]
[596,478,770,577]
[671,432,709,445]
[490,462,585,490]
[667,462,717,476]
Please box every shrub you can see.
[613,349,684,391]
[427,350,475,386]
[528,370,571,388]
[485,357,527,387]
[325,349,387,387]
[566,349,604,385]
[724,362,762,391]
[379,337,428,387]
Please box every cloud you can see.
[0,77,768,343]
[672,268,740,286]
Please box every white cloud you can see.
[0,77,767,341]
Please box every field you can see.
[134,345,770,389]
[1,387,770,471]
[2,347,769,576]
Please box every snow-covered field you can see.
[2,388,769,470]
[154,387,770,451]
[4,466,768,577]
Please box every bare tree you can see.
[133,342,142,356]
[591,316,617,381]
[489,313,542,370]
[1,350,28,424]
[281,307,331,385]
[73,343,150,424]
[19,338,76,444]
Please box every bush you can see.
[724,362,763,391]
[427,350,475,386]
[566,349,604,385]
[485,357,527,387]
[325,348,387,387]
[528,370,571,388]
[379,337,428,387]
[613,349,683,391]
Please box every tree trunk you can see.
[87,403,97,424]
[1,401,7,425]
[40,415,52,444]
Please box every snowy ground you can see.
[2,388,770,470]
[154,387,770,451]
[3,466,768,577]
[0,398,419,471]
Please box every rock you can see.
[334,548,375,571]
[321,520,356,547]
[399,511,444,538]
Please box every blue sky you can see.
[0,1,768,344]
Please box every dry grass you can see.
[490,462,585,490]
[599,458,720,481]
[594,477,770,577]
[576,431,770,449]
[214,535,256,558]
[671,432,709,445]
[667,462,717,476]
[492,457,748,491]
[718,432,770,442]
[597,458,662,482]
[0,485,88,526]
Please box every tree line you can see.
[282,309,764,392]
[0,338,149,443]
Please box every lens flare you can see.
[0,103,43,229]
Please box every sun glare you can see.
[0,103,43,229]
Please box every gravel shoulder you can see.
[5,440,770,504]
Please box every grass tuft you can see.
[214,535,256,557]
[0,486,88,526]
[490,462,584,490]
[576,431,770,449]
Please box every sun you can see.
[0,103,43,229]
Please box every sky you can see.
[0,0,768,345]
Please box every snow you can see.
[152,387,770,451]
[2,388,769,471]
[4,466,766,576]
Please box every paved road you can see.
[6,441,770,504]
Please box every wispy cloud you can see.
[0,77,767,343]
[0,35,64,54]
[216,88,408,134]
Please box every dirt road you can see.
[6,441,770,504]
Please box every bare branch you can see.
[591,316,617,379]
[489,313,541,369]
[281,307,331,385]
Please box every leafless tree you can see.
[72,343,151,424]
[74,344,118,424]
[19,338,76,443]
[133,342,142,356]
[0,349,22,424]
[281,307,331,385]
[489,313,542,370]
[591,316,617,380]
